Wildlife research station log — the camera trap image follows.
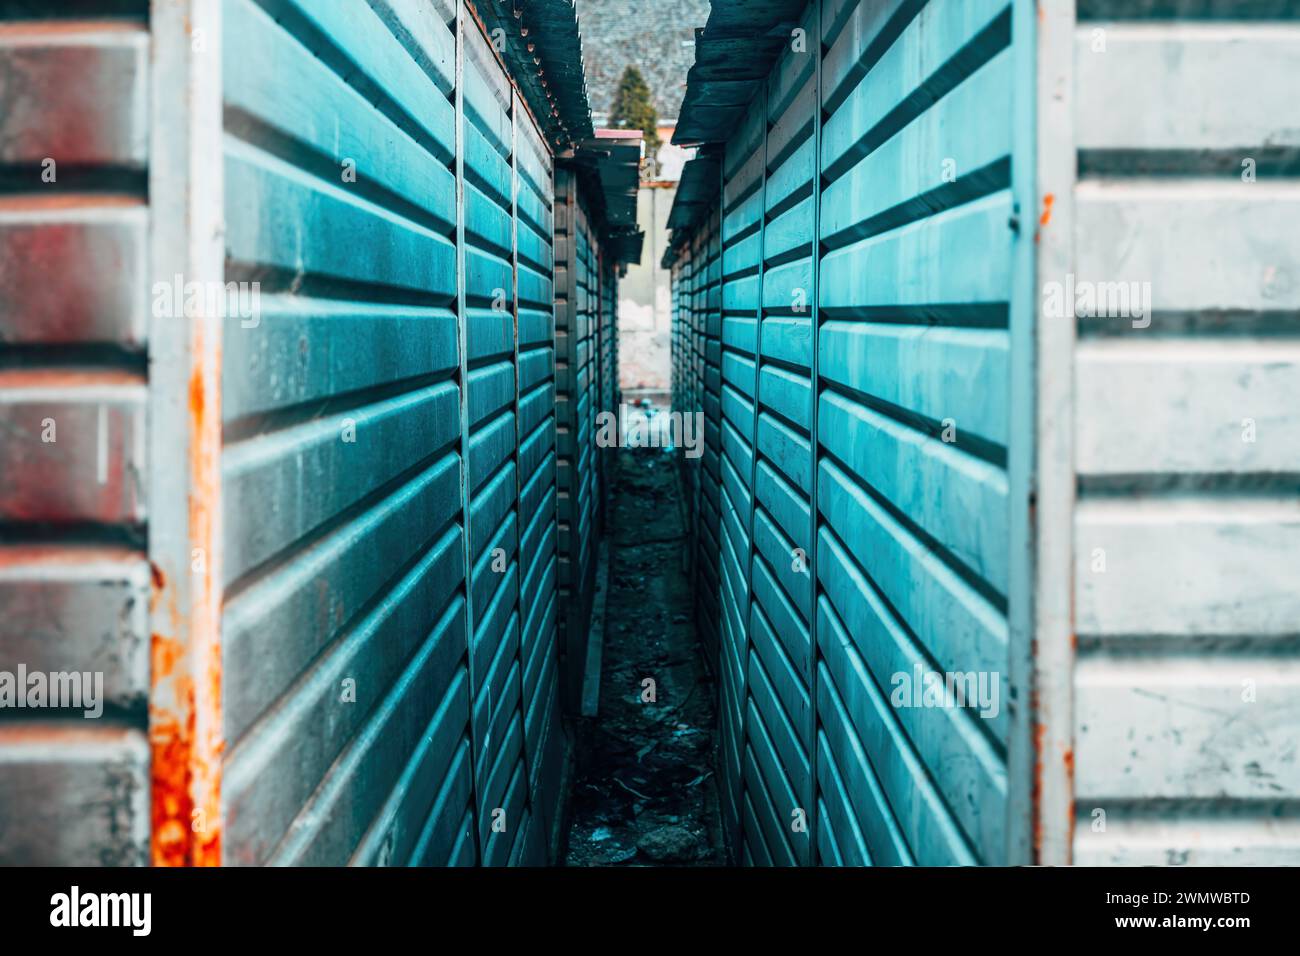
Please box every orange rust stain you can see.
[151,335,224,866]
[1063,747,1075,779]
[1031,712,1046,858]
[152,632,181,681]
[1039,192,1055,227]
[189,367,206,423]
[149,629,194,868]
[150,706,193,867]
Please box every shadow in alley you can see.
[564,443,726,866]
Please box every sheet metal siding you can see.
[817,0,1023,868]
[0,1,573,866]
[514,90,564,865]
[554,166,613,714]
[676,0,1300,868]
[717,94,766,859]
[671,0,1032,865]
[222,0,463,866]
[0,7,154,866]
[698,210,723,665]
[221,0,570,867]
[1064,4,1300,866]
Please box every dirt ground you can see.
[563,443,727,866]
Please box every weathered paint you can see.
[147,0,226,868]
[674,0,1300,868]
[671,0,1035,865]
[0,0,611,868]
[553,164,621,714]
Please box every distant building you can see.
[581,1,705,397]
[616,120,693,395]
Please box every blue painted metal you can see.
[668,0,1032,866]
[553,159,622,716]
[0,0,615,867]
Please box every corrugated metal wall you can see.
[0,2,153,866]
[672,0,1300,867]
[554,165,622,713]
[0,0,607,867]
[811,0,1032,869]
[676,209,728,660]
[1042,0,1300,866]
[671,0,1035,866]
[514,67,566,869]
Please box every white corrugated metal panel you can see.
[1066,6,1300,865]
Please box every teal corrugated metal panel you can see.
[745,25,819,855]
[553,165,610,717]
[218,0,476,867]
[813,0,1020,865]
[459,15,530,867]
[214,1,571,867]
[514,104,563,863]
[667,0,1032,868]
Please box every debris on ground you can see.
[564,444,726,867]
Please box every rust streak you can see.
[150,337,224,866]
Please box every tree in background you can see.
[609,65,661,178]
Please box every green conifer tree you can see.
[609,65,661,177]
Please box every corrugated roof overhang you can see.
[672,0,808,147]
[662,149,721,267]
[472,0,594,149]
[564,128,646,267]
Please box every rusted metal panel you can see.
[0,724,149,865]
[0,8,159,867]
[0,20,148,170]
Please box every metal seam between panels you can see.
[148,0,225,868]
[1032,0,1074,867]
[508,86,537,852]
[1008,0,1041,866]
[741,87,769,865]
[453,2,484,865]
[806,0,823,865]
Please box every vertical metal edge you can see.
[562,170,581,713]
[147,0,225,867]
[1030,0,1078,865]
[453,0,485,864]
[805,0,823,868]
[509,88,536,826]
[1004,0,1043,867]
[742,86,771,864]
